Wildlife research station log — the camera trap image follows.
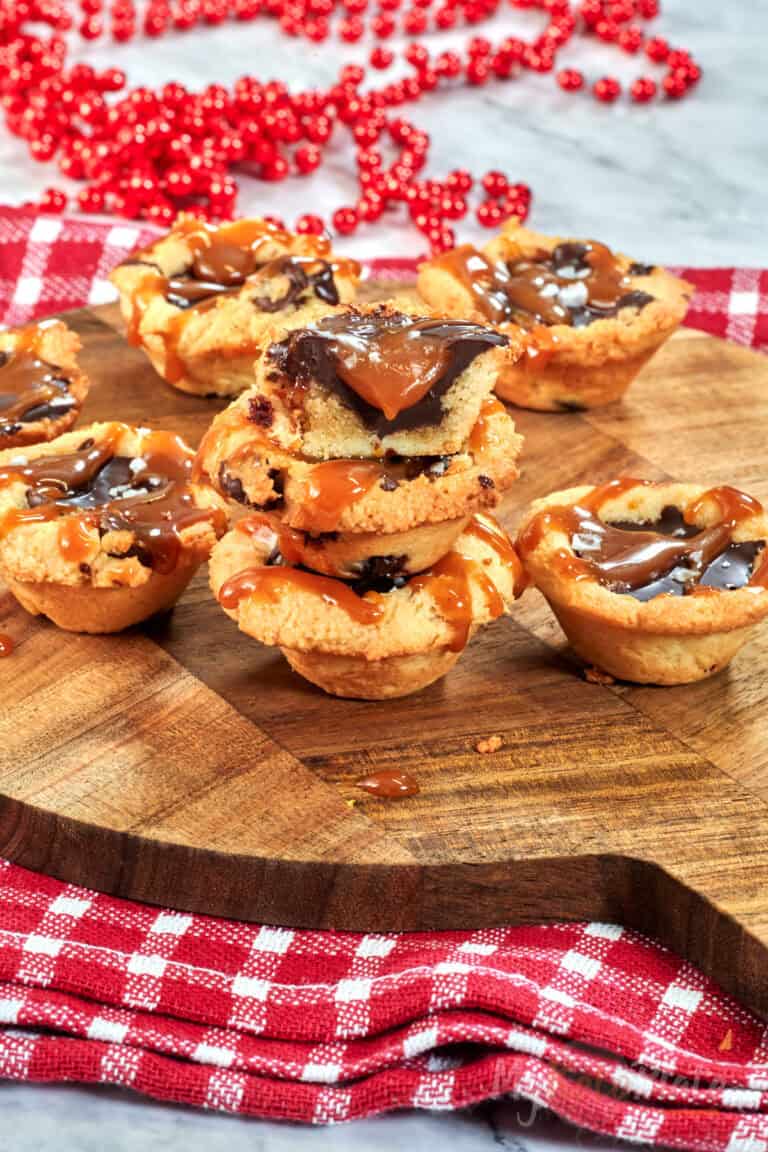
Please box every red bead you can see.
[593,75,621,103]
[645,35,670,62]
[332,205,358,234]
[295,212,326,234]
[80,15,103,37]
[371,13,395,36]
[435,51,462,78]
[630,76,656,103]
[295,143,321,173]
[357,191,384,221]
[557,67,584,91]
[428,225,455,254]
[476,199,503,227]
[637,0,659,16]
[662,71,688,100]
[468,36,492,56]
[617,23,643,53]
[466,58,490,86]
[434,6,456,28]
[39,187,67,213]
[404,42,429,68]
[446,168,472,194]
[339,16,364,39]
[482,169,508,197]
[402,9,427,33]
[370,46,394,69]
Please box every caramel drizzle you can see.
[468,395,507,455]
[0,428,225,575]
[435,241,650,331]
[0,324,73,426]
[218,565,385,625]
[302,459,384,532]
[518,479,767,595]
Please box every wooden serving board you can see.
[3,291,768,1018]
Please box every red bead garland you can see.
[1,0,701,253]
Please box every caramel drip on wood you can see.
[218,566,385,625]
[0,634,14,658]
[302,460,384,532]
[356,771,420,798]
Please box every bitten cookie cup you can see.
[209,512,526,699]
[0,320,89,449]
[417,221,692,412]
[253,301,521,459]
[196,383,523,578]
[516,479,768,685]
[109,214,360,398]
[0,422,228,633]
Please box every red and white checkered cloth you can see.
[3,206,768,1147]
[1,206,768,351]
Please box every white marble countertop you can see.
[0,1,762,1147]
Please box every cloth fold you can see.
[2,207,768,1147]
[2,857,768,1146]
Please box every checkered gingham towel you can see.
[3,207,768,1149]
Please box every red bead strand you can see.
[0,0,700,252]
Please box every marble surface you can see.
[0,1,762,1148]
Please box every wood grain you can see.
[3,299,768,1015]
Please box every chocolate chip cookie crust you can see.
[0,320,89,448]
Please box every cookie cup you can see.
[0,422,228,633]
[197,393,523,577]
[209,512,525,699]
[256,302,520,459]
[0,321,89,448]
[110,215,359,398]
[418,223,692,412]
[517,482,768,684]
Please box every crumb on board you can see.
[584,666,616,685]
[345,798,357,809]
[475,735,503,755]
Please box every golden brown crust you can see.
[417,222,693,412]
[0,321,89,448]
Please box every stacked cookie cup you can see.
[199,302,527,698]
[3,211,767,695]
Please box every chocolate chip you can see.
[79,562,91,575]
[628,261,655,276]
[379,474,399,492]
[78,438,95,450]
[617,290,655,311]
[218,463,249,505]
[478,474,494,489]
[0,422,22,436]
[247,395,274,427]
[0,351,9,368]
[352,554,408,595]
[405,455,452,480]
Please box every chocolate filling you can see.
[435,242,655,330]
[7,441,218,575]
[166,250,341,311]
[268,311,508,435]
[572,504,765,601]
[0,349,75,428]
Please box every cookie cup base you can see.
[282,646,461,699]
[495,345,658,412]
[549,600,753,685]
[5,560,199,633]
